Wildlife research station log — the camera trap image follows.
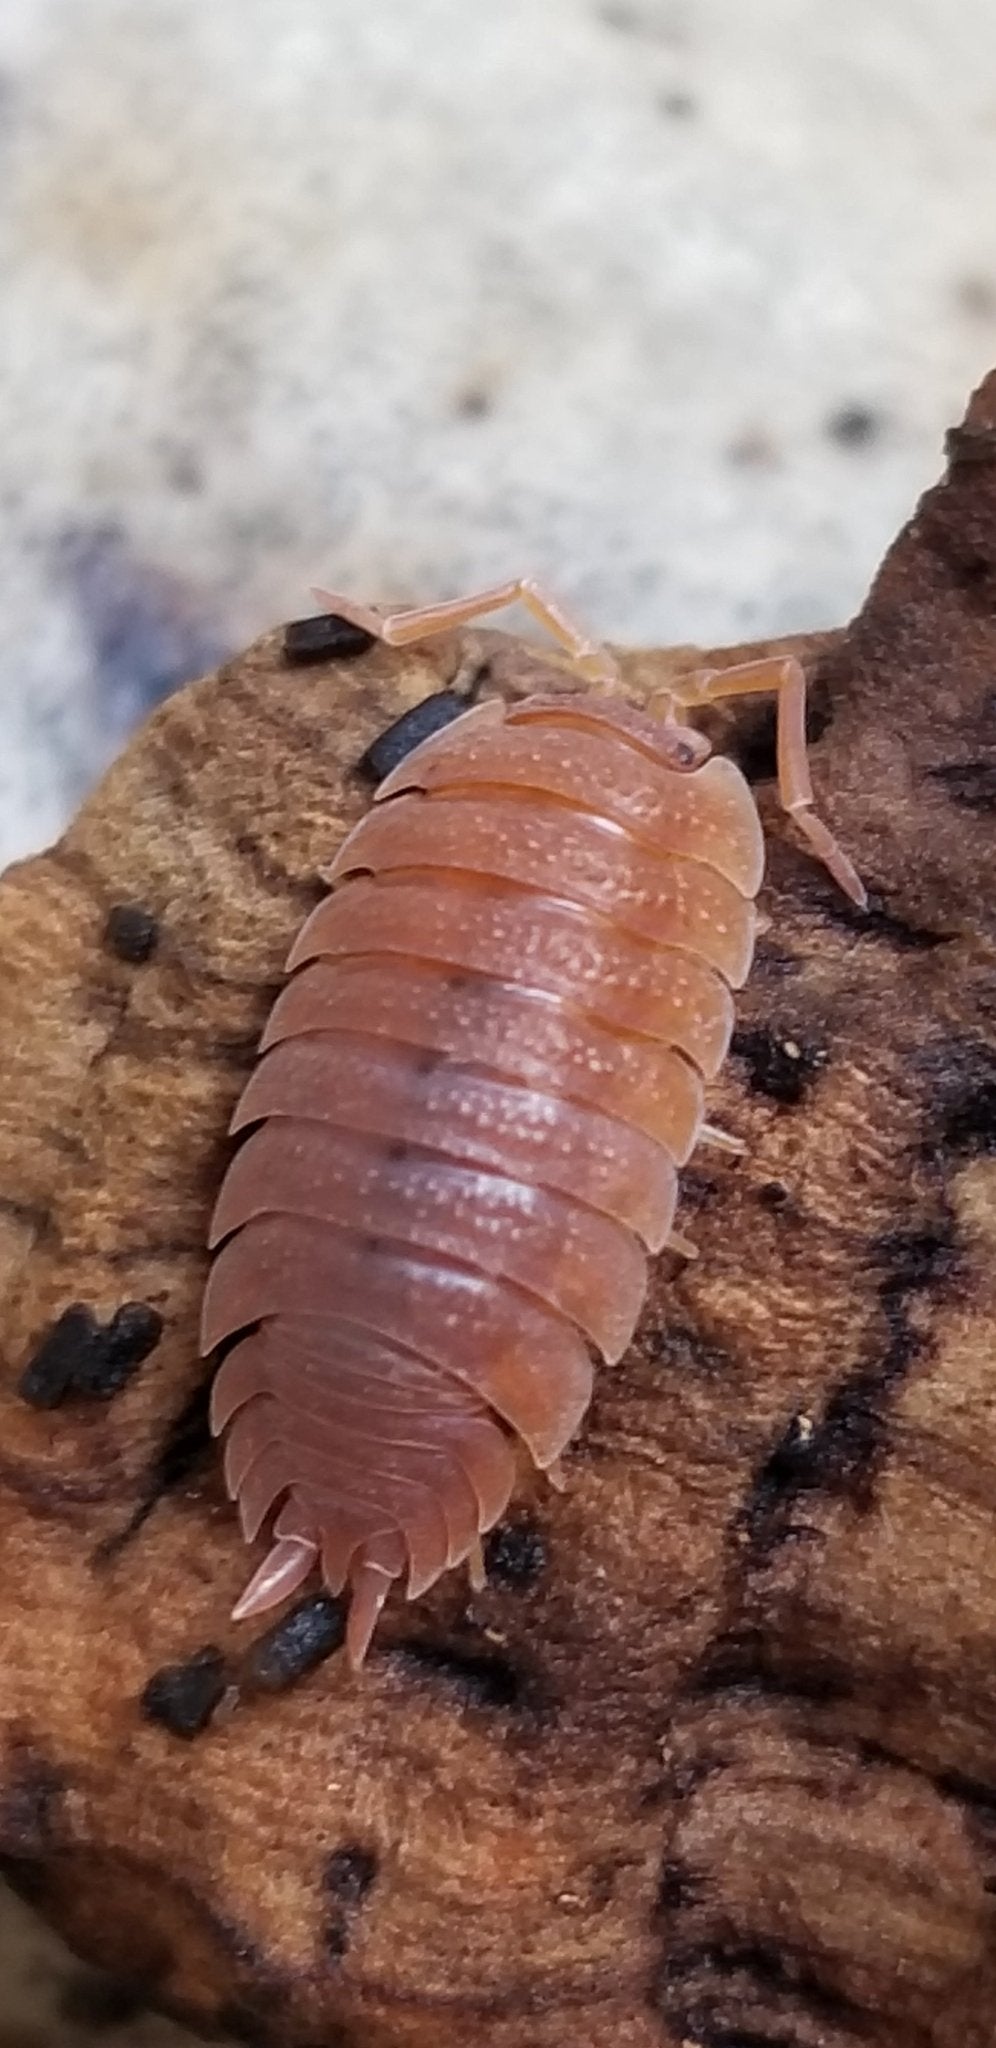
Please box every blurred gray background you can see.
[2,0,996,872]
[1,0,996,2040]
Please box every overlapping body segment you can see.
[203,687,765,1665]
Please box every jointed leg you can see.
[666,1229,699,1262]
[700,1121,746,1155]
[311,578,621,688]
[668,657,867,908]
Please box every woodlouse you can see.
[201,578,865,1668]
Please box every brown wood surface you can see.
[0,370,993,2048]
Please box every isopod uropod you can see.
[201,577,865,1668]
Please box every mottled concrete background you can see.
[1,0,995,2037]
[2,0,996,874]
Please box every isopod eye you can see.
[667,728,710,771]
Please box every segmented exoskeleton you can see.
[201,580,864,1667]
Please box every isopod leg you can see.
[311,578,621,687]
[666,1230,699,1261]
[467,1538,487,1593]
[668,657,867,908]
[699,1121,746,1156]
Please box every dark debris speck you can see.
[240,1594,346,1693]
[731,1027,826,1105]
[484,1518,548,1590]
[17,1300,163,1409]
[323,1844,379,1906]
[17,1304,94,1408]
[78,1302,164,1397]
[283,613,377,664]
[140,1646,228,1740]
[103,902,159,963]
[358,689,469,784]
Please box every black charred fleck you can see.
[323,1844,378,1906]
[731,1028,825,1105]
[18,1305,94,1408]
[77,1302,164,1398]
[283,612,377,665]
[757,1180,790,1210]
[17,1300,163,1409]
[484,1518,548,1589]
[140,1646,228,1739]
[103,902,159,963]
[358,690,469,784]
[241,1594,346,1693]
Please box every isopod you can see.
[201,577,865,1668]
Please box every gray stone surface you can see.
[1,0,995,873]
[0,1,994,2039]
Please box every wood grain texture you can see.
[0,370,994,2048]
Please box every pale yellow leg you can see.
[699,1121,746,1156]
[666,1230,699,1262]
[311,578,621,687]
[668,657,867,908]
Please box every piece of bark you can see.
[0,372,993,2048]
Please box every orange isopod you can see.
[201,578,865,1667]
